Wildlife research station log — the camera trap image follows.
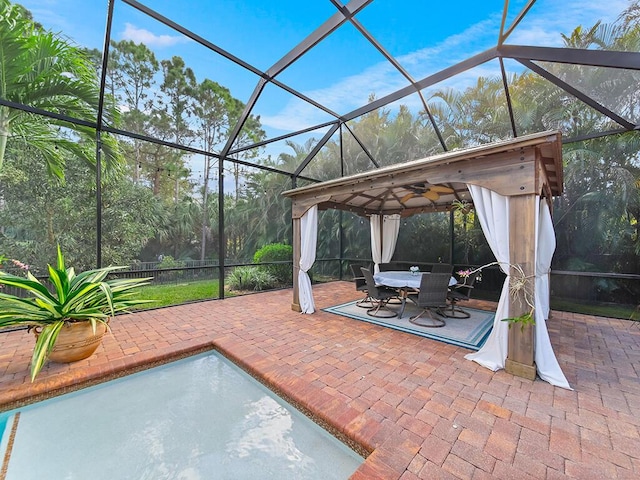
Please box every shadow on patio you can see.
[1,281,639,479]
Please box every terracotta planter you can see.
[35,321,108,363]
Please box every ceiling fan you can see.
[400,183,454,203]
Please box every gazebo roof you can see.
[283,130,563,217]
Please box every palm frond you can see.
[0,271,57,302]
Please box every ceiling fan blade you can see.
[430,185,454,194]
[400,193,415,203]
[422,190,440,201]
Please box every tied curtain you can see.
[534,202,571,389]
[464,185,570,389]
[370,214,401,273]
[463,186,510,372]
[298,205,318,314]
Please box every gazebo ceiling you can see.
[283,130,563,217]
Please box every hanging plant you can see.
[457,261,535,331]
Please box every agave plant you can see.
[0,246,153,380]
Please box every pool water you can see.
[0,351,363,479]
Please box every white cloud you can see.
[259,102,333,132]
[507,26,563,47]
[504,0,629,46]
[260,1,631,136]
[259,61,410,132]
[120,23,189,48]
[260,17,501,133]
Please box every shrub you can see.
[157,255,184,269]
[156,255,184,283]
[253,243,293,284]
[227,266,277,291]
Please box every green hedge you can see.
[253,243,292,285]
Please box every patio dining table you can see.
[373,271,457,318]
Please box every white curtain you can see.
[298,205,318,314]
[464,187,571,389]
[536,201,553,319]
[464,185,511,371]
[370,214,401,273]
[370,214,382,273]
[534,201,572,389]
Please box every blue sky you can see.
[18,0,630,142]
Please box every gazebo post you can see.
[291,215,301,312]
[290,197,327,312]
[505,193,537,380]
[378,214,384,270]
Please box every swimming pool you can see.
[0,351,363,479]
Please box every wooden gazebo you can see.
[282,130,564,381]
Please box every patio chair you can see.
[375,262,404,304]
[360,267,399,318]
[430,263,452,274]
[442,270,480,318]
[409,272,451,327]
[349,263,373,308]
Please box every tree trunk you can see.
[0,107,9,173]
[201,156,210,262]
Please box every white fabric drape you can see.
[382,214,401,265]
[370,214,382,272]
[464,187,571,389]
[536,201,553,319]
[534,201,572,389]
[370,214,401,273]
[298,205,318,314]
[464,185,511,371]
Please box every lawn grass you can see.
[551,298,639,321]
[467,290,638,320]
[135,279,225,309]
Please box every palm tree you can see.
[156,196,201,260]
[427,76,512,149]
[552,19,640,269]
[0,0,119,178]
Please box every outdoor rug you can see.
[323,301,494,350]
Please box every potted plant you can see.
[0,246,153,381]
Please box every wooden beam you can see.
[287,148,539,208]
[291,195,331,219]
[430,149,537,196]
[291,217,301,312]
[505,194,537,380]
[283,131,562,200]
[398,205,453,216]
[317,201,454,217]
[318,202,375,217]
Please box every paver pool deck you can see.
[1,281,639,479]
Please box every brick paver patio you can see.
[1,281,639,479]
